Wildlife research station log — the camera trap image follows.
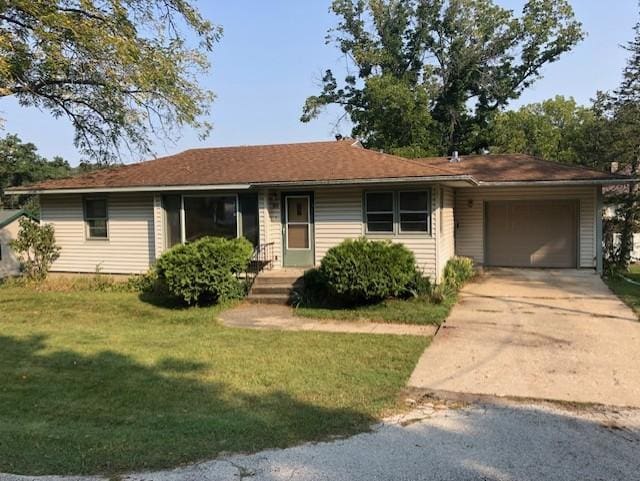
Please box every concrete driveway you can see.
[409,269,640,407]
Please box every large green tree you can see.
[0,1,220,163]
[603,15,640,271]
[302,0,584,156]
[490,96,604,166]
[0,134,73,210]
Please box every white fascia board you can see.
[476,179,638,187]
[7,184,253,195]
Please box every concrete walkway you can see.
[218,304,437,336]
[5,400,639,481]
[409,269,640,407]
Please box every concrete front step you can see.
[246,293,291,305]
[251,285,294,295]
[253,276,303,286]
[247,271,304,305]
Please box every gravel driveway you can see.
[4,401,639,481]
[409,269,640,407]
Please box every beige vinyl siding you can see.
[389,188,437,280]
[314,188,363,261]
[270,186,437,279]
[41,193,156,274]
[258,189,269,247]
[0,218,24,277]
[436,186,455,281]
[153,194,164,258]
[455,186,597,268]
[265,190,283,268]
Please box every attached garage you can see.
[454,185,599,270]
[484,200,578,268]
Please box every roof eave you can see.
[11,175,629,194]
[6,183,254,195]
[6,176,479,194]
[253,175,478,187]
[476,178,637,187]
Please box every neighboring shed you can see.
[0,209,39,278]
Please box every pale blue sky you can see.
[1,0,638,165]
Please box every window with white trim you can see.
[84,198,108,239]
[399,191,430,233]
[365,192,394,233]
[364,189,432,235]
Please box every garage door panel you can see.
[486,200,577,268]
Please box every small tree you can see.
[10,218,60,281]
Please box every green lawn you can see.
[0,287,428,475]
[605,264,640,318]
[295,296,456,325]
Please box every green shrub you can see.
[155,236,253,305]
[428,284,448,304]
[126,269,158,293]
[318,238,420,304]
[291,268,330,307]
[10,218,60,281]
[442,256,475,290]
[407,271,431,299]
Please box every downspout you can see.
[596,186,604,275]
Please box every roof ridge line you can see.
[345,143,456,175]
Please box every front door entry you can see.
[282,193,314,267]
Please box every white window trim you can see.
[83,197,109,241]
[284,194,312,251]
[364,189,433,237]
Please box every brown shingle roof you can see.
[414,154,626,183]
[9,142,632,193]
[15,140,457,192]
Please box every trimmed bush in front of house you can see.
[155,236,253,305]
[316,238,425,305]
[294,250,475,325]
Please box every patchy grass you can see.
[605,264,640,318]
[0,287,428,475]
[296,296,456,325]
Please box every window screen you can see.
[399,191,430,233]
[84,198,108,239]
[365,192,394,232]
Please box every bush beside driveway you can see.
[605,264,640,318]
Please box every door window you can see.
[286,196,310,249]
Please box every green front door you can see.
[282,193,314,267]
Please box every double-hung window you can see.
[365,192,394,233]
[365,190,431,235]
[84,198,108,239]
[399,191,430,233]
